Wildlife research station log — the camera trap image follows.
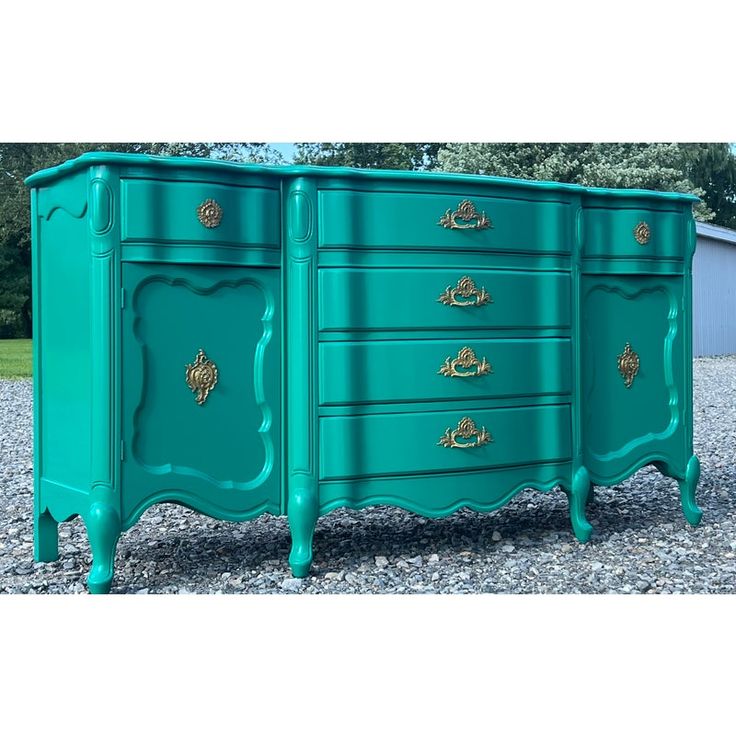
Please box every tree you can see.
[680,143,736,229]
[436,143,715,222]
[294,143,443,170]
[146,142,285,164]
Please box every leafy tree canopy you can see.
[294,143,442,171]
[437,142,717,222]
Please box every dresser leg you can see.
[679,455,702,526]
[288,480,318,578]
[654,455,702,527]
[84,502,121,594]
[34,510,59,562]
[564,466,594,542]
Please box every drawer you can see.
[319,189,571,253]
[320,404,572,480]
[319,269,571,332]
[582,207,686,260]
[121,178,280,246]
[320,338,571,405]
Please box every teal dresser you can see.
[25,153,702,593]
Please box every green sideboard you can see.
[25,153,702,593]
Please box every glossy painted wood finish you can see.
[581,275,685,483]
[319,338,571,405]
[318,189,572,253]
[120,262,281,526]
[319,269,571,332]
[27,152,702,592]
[319,404,572,480]
[121,179,280,246]
[582,207,687,261]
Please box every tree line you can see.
[2,142,735,337]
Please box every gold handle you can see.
[185,348,219,405]
[438,417,492,449]
[438,276,492,307]
[617,342,640,388]
[197,198,223,228]
[633,221,650,245]
[438,346,492,377]
[438,199,492,230]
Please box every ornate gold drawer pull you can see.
[633,221,650,245]
[438,199,492,230]
[197,198,223,228]
[438,276,492,307]
[185,348,219,405]
[438,416,492,449]
[438,346,492,378]
[617,342,640,388]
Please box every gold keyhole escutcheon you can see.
[617,342,640,388]
[185,348,218,405]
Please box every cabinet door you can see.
[121,263,280,524]
[581,275,685,483]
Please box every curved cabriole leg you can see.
[288,479,318,578]
[564,466,594,542]
[34,510,59,562]
[85,502,121,594]
[655,456,703,527]
[679,455,702,527]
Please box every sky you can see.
[270,143,296,162]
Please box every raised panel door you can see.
[581,275,685,483]
[121,263,281,525]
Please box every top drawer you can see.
[121,179,280,246]
[319,190,571,254]
[582,207,687,260]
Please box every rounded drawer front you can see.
[319,269,571,333]
[121,178,280,246]
[319,338,572,405]
[318,189,572,254]
[582,207,687,260]
[319,404,572,480]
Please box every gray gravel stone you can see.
[2,356,736,594]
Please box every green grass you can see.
[0,339,32,378]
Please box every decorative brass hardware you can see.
[438,276,492,307]
[197,198,223,228]
[438,346,492,378]
[185,348,219,405]
[438,416,492,449]
[633,221,651,245]
[617,342,640,388]
[438,199,492,230]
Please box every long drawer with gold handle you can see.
[319,268,571,333]
[319,337,571,406]
[319,404,572,480]
[318,189,572,253]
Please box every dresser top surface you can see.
[25,151,699,204]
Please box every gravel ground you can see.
[2,357,735,594]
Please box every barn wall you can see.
[692,235,736,357]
